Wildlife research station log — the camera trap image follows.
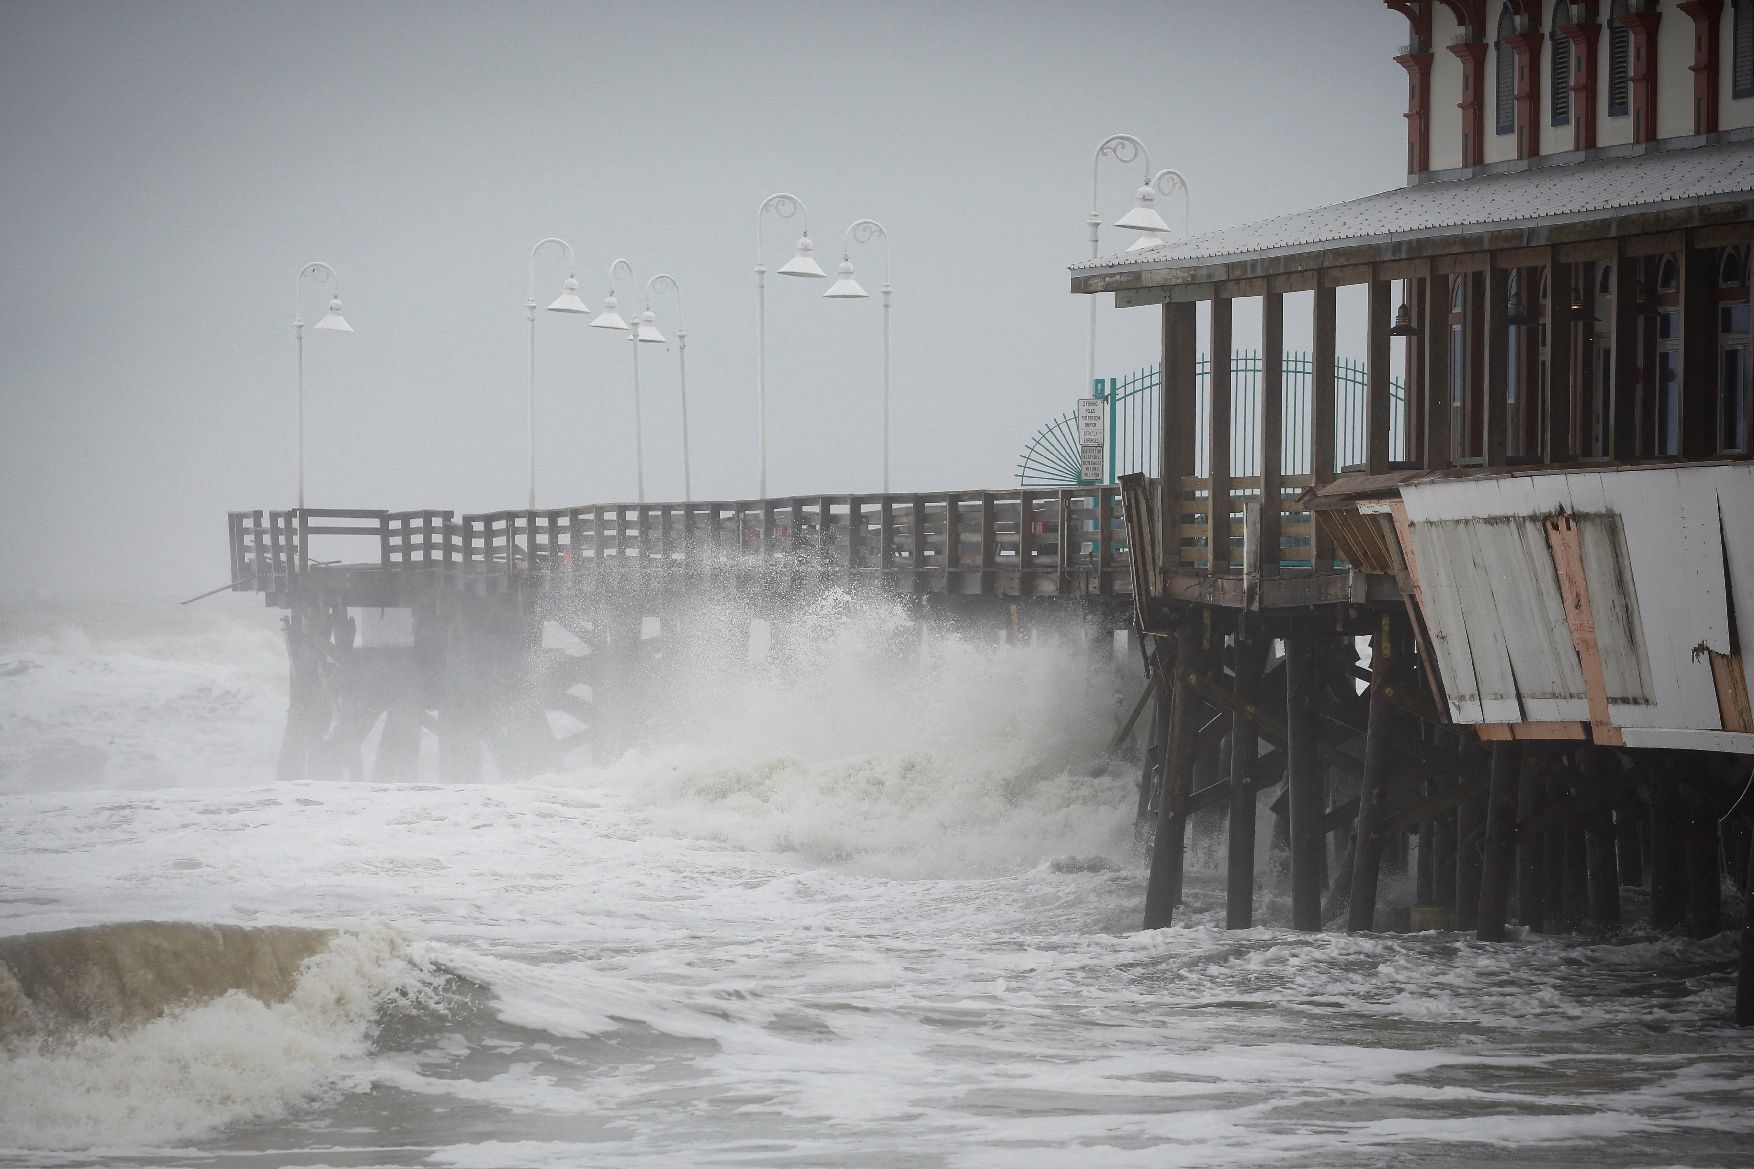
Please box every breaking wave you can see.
[0,921,448,1150]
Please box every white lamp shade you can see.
[590,294,629,331]
[547,276,590,314]
[635,309,666,343]
[777,235,827,278]
[312,297,353,332]
[1111,185,1172,234]
[823,260,868,299]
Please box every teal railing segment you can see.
[1015,353,1408,487]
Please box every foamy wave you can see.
[0,922,444,1150]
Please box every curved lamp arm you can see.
[527,237,575,305]
[841,219,890,288]
[646,272,683,331]
[1091,134,1151,215]
[295,261,338,328]
[756,192,810,267]
[606,257,635,301]
[1150,168,1191,234]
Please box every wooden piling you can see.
[1516,765,1545,929]
[1143,628,1203,929]
[1286,629,1324,932]
[1581,748,1621,930]
[1738,845,1754,1026]
[1454,746,1485,932]
[1347,622,1397,932]
[1650,766,1689,933]
[1686,813,1723,940]
[1476,741,1521,941]
[1226,617,1268,930]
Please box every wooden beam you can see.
[1347,619,1397,932]
[1208,298,1234,572]
[1144,629,1205,929]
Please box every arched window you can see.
[1551,3,1573,127]
[1658,256,1679,293]
[1496,5,1517,136]
[1737,1,1754,100]
[1722,248,1746,288]
[1607,0,1630,118]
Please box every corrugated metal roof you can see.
[1072,140,1754,278]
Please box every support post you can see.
[1476,740,1521,941]
[1227,615,1268,930]
[1260,291,1284,573]
[1422,267,1452,469]
[1286,627,1324,932]
[1650,766,1689,932]
[1517,762,1546,930]
[1366,271,1393,473]
[1347,619,1397,931]
[1144,627,1204,929]
[1483,260,1510,468]
[1160,302,1198,579]
[1208,297,1233,572]
[1455,745,1485,932]
[1581,748,1622,930]
[1311,286,1338,567]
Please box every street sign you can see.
[1076,398,1104,483]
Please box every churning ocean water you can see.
[1,593,1751,1169]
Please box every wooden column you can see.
[1208,298,1233,572]
[1347,618,1397,931]
[1517,761,1546,930]
[1312,285,1338,567]
[1650,766,1689,932]
[1483,260,1511,468]
[1423,268,1451,470]
[1260,292,1285,573]
[1366,272,1393,474]
[1681,238,1718,459]
[1610,247,1641,459]
[1226,615,1268,930]
[1581,747,1622,930]
[1618,806,1645,889]
[1686,811,1724,940]
[1738,846,1754,1025]
[1455,745,1485,932]
[1143,627,1204,929]
[1563,19,1601,152]
[1286,627,1324,932]
[1563,814,1590,929]
[1543,254,1574,464]
[1476,741,1521,942]
[1160,302,1198,580]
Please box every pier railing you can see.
[227,488,1139,600]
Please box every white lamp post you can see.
[592,259,664,504]
[294,261,353,511]
[755,192,826,498]
[1089,135,1172,392]
[525,237,590,509]
[644,274,690,502]
[823,219,892,492]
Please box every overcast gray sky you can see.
[0,0,1403,597]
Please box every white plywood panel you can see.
[1445,519,1525,724]
[1474,515,1589,722]
[1621,728,1754,755]
[1707,465,1754,708]
[1408,519,1484,723]
[1600,469,1726,730]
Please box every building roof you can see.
[1071,139,1754,288]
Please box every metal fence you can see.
[1016,352,1407,487]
